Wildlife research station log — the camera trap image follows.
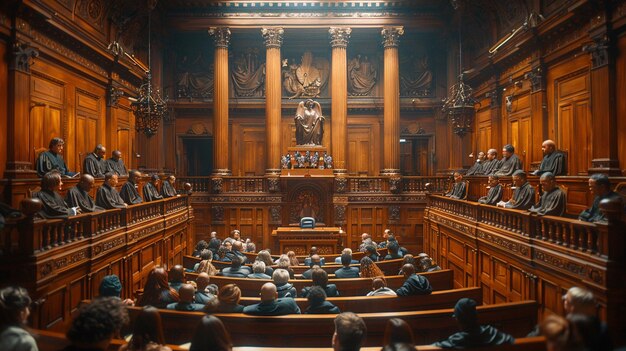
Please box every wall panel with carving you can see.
[172,34,214,101]
[0,40,7,177]
[616,34,626,175]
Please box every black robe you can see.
[446,182,466,199]
[494,154,522,176]
[529,187,566,216]
[142,183,163,202]
[106,158,128,176]
[535,151,566,176]
[96,183,127,209]
[120,181,143,205]
[35,189,73,218]
[478,184,503,205]
[161,181,178,198]
[579,191,622,223]
[36,151,74,177]
[82,153,107,178]
[432,325,515,348]
[480,159,501,175]
[65,186,103,213]
[505,182,535,210]
[465,161,483,176]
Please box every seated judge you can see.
[301,268,339,298]
[445,172,466,199]
[83,144,107,178]
[120,170,143,205]
[579,173,622,223]
[334,253,360,278]
[65,174,104,213]
[243,282,301,315]
[494,144,522,176]
[35,171,80,218]
[477,175,503,205]
[161,175,178,198]
[396,264,432,296]
[273,269,297,298]
[36,137,77,177]
[497,170,535,210]
[96,172,127,209]
[532,140,566,176]
[305,286,340,314]
[480,148,501,175]
[106,150,128,176]
[143,174,164,202]
[166,283,205,311]
[465,151,485,176]
[529,172,566,216]
[220,255,251,277]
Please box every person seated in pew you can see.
[579,173,623,223]
[244,238,256,253]
[204,284,244,313]
[396,264,432,296]
[160,175,178,198]
[466,151,486,176]
[533,139,566,176]
[478,175,503,206]
[166,284,205,311]
[334,248,359,264]
[418,256,441,273]
[386,235,408,256]
[304,246,326,266]
[378,229,392,248]
[0,286,38,351]
[538,315,584,351]
[137,267,179,309]
[432,298,514,348]
[142,174,164,202]
[194,273,217,305]
[220,255,251,277]
[195,249,219,276]
[480,148,501,175]
[529,172,567,216]
[359,256,384,278]
[168,265,185,292]
[97,274,134,306]
[248,261,272,279]
[62,297,129,351]
[332,312,367,351]
[273,268,297,298]
[119,306,172,351]
[223,229,241,245]
[301,268,339,298]
[397,254,417,275]
[496,170,535,210]
[255,250,274,276]
[358,233,377,252]
[305,286,340,314]
[276,256,296,279]
[208,238,222,260]
[302,254,322,279]
[561,287,612,350]
[383,241,404,260]
[120,170,143,205]
[225,240,248,264]
[192,240,209,257]
[96,172,127,209]
[65,174,104,213]
[445,172,466,199]
[287,250,300,266]
[334,253,360,278]
[36,137,77,177]
[383,318,416,350]
[494,144,523,176]
[188,315,232,351]
[243,282,301,315]
[34,171,81,218]
[364,244,380,262]
[216,246,229,262]
[366,277,397,296]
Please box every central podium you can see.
[271,227,345,255]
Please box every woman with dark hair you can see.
[137,267,179,309]
[192,240,209,257]
[194,249,218,276]
[205,284,244,313]
[383,318,415,346]
[287,251,300,266]
[216,246,229,261]
[301,268,339,297]
[208,238,222,260]
[189,315,232,351]
[0,286,38,351]
[119,306,171,351]
[360,256,384,278]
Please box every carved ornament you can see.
[231,48,265,97]
[269,206,281,223]
[381,27,404,48]
[334,204,346,223]
[282,51,329,99]
[211,177,223,193]
[389,177,402,194]
[107,85,124,107]
[212,205,224,222]
[476,230,529,256]
[335,177,347,193]
[261,27,284,48]
[388,206,400,221]
[329,27,351,48]
[10,42,39,73]
[582,36,609,69]
[347,54,378,96]
[267,177,280,192]
[209,27,231,48]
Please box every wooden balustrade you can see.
[478,205,530,236]
[176,177,210,193]
[347,177,386,192]
[535,214,603,256]
[403,176,450,193]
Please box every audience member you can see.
[334,248,359,264]
[529,172,566,216]
[193,240,209,257]
[225,240,248,264]
[0,286,38,351]
[167,284,205,311]
[358,233,377,252]
[189,315,232,351]
[477,175,503,205]
[36,137,76,177]
[302,254,322,279]
[302,268,339,298]
[332,312,366,351]
[195,250,218,276]
[256,250,274,276]
[567,313,611,351]
[205,284,243,313]
[243,283,301,315]
[208,238,222,259]
[378,229,391,249]
[432,298,514,348]
[398,254,416,274]
[120,170,143,205]
[35,171,79,218]
[119,306,171,351]
[494,144,522,176]
[244,239,256,253]
[194,273,216,304]
[445,172,466,199]
[63,297,129,351]
[106,150,129,176]
[334,253,360,278]
[168,265,185,292]
[364,244,380,262]
[98,275,134,306]
[143,174,163,202]
[466,151,485,176]
[96,172,127,209]
[383,318,415,347]
[137,267,179,309]
[65,174,103,213]
[305,286,340,314]
[287,250,300,266]
[396,264,432,296]
[83,144,107,178]
[248,261,272,279]
[533,140,566,176]
[480,149,500,175]
[539,315,584,351]
[273,269,297,298]
[579,173,622,223]
[221,256,251,277]
[497,170,535,210]
[418,256,441,273]
[304,247,325,266]
[366,277,397,296]
[161,175,178,198]
[359,256,384,278]
[277,256,296,279]
[562,287,612,350]
[384,241,403,260]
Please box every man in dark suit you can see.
[396,264,432,296]
[225,240,248,263]
[304,246,325,266]
[168,265,185,292]
[221,255,252,277]
[302,254,322,279]
[243,282,301,315]
[166,284,205,311]
[383,241,403,260]
[334,253,360,278]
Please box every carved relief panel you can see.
[174,39,214,99]
[230,48,266,98]
[282,51,330,99]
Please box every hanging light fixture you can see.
[442,7,478,137]
[132,0,167,137]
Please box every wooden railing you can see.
[403,176,450,193]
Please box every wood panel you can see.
[347,206,386,250]
[617,34,626,175]
[347,126,374,176]
[233,124,266,176]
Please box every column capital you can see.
[381,26,404,48]
[329,27,351,48]
[208,27,231,48]
[10,42,39,73]
[261,27,284,48]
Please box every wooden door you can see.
[559,98,591,175]
[347,126,374,175]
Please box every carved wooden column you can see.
[209,27,231,175]
[487,81,503,156]
[4,42,39,178]
[329,27,351,174]
[381,27,403,175]
[262,27,284,174]
[528,60,548,170]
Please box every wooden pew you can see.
[124,300,538,346]
[185,269,454,296]
[238,286,482,313]
[242,248,388,262]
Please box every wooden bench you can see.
[124,300,538,346]
[184,269,454,297]
[242,248,388,263]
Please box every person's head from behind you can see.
[230,255,242,269]
[400,264,415,278]
[453,298,479,331]
[341,253,353,267]
[199,249,212,261]
[179,283,196,303]
[310,254,321,267]
[312,268,329,288]
[257,250,273,266]
[195,240,209,253]
[332,312,366,351]
[309,246,319,256]
[539,314,581,351]
[387,241,400,255]
[563,287,596,317]
[196,272,211,291]
[66,297,128,350]
[260,283,277,303]
[418,257,434,272]
[99,275,122,298]
[365,244,377,256]
[233,240,243,252]
[401,254,415,267]
[169,265,184,283]
[145,267,169,292]
[307,286,327,307]
[189,315,232,351]
[252,261,266,274]
[129,306,165,349]
[0,286,32,327]
[218,284,241,305]
[383,318,414,346]
[272,269,290,286]
[371,277,387,291]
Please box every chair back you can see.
[300,216,315,228]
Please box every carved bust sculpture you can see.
[294,99,324,146]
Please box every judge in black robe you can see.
[533,140,566,176]
[480,149,501,175]
[36,138,77,177]
[579,174,623,223]
[143,174,164,202]
[494,144,522,176]
[82,145,107,178]
[96,173,127,209]
[478,176,503,205]
[35,171,78,218]
[465,151,485,176]
[445,172,466,199]
[65,174,103,213]
[499,170,535,210]
[106,150,128,176]
[161,175,178,198]
[120,170,143,205]
[529,172,566,216]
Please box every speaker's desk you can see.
[271,226,345,255]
